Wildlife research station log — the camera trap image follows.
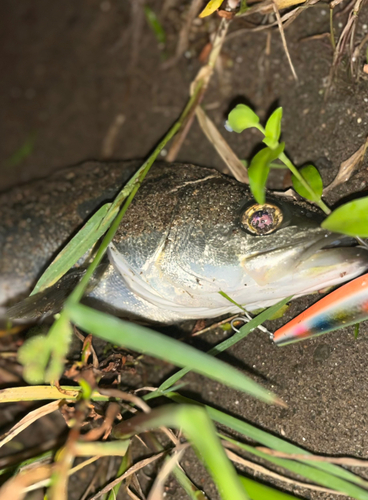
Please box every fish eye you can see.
[241,203,283,235]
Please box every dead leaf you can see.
[0,400,63,450]
[195,106,249,184]
[275,0,306,8]
[0,465,51,500]
[324,138,368,193]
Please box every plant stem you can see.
[255,123,331,214]
[66,80,204,306]
[329,8,336,51]
[279,152,331,214]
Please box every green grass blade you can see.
[6,132,36,167]
[166,394,368,490]
[113,404,250,500]
[144,6,166,45]
[67,303,279,404]
[292,165,323,202]
[31,203,115,294]
[172,465,208,500]
[158,297,290,393]
[239,476,299,500]
[223,435,368,500]
[321,197,368,237]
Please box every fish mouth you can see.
[294,241,368,294]
[241,230,368,293]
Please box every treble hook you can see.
[230,315,274,340]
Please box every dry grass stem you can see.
[88,450,167,500]
[351,32,368,78]
[166,17,231,162]
[190,314,240,337]
[0,400,63,450]
[224,447,349,496]
[328,0,366,86]
[195,106,249,183]
[273,2,298,80]
[98,388,151,413]
[147,449,186,500]
[162,0,203,69]
[228,0,319,37]
[79,458,107,500]
[0,465,52,500]
[101,114,126,159]
[81,402,120,441]
[256,446,368,467]
[23,456,101,493]
[160,426,180,446]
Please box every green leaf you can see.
[67,303,279,404]
[18,312,72,384]
[248,143,284,204]
[227,104,260,133]
[292,165,323,202]
[238,0,248,14]
[219,290,246,312]
[31,203,117,294]
[113,404,250,500]
[239,477,299,500]
[321,197,368,237]
[264,107,283,149]
[144,6,166,45]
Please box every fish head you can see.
[108,169,368,319]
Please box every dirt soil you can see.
[1,1,368,499]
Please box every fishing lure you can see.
[273,273,368,345]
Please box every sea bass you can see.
[1,161,367,323]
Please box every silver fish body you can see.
[1,161,368,323]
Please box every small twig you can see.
[165,89,206,161]
[328,0,365,88]
[102,114,126,158]
[81,403,120,441]
[162,0,203,69]
[190,314,240,337]
[256,446,368,467]
[88,450,167,500]
[98,388,151,414]
[273,2,298,80]
[0,400,63,450]
[147,448,186,500]
[166,16,232,162]
[79,458,107,500]
[330,7,336,51]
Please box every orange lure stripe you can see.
[273,273,368,345]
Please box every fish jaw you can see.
[242,246,368,311]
